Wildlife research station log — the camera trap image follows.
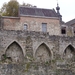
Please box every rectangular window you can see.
[42,23,47,32]
[73,27,75,35]
[61,27,66,34]
[24,24,27,30]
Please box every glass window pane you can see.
[42,23,47,32]
[24,24,27,30]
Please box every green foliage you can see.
[45,61,51,65]
[0,1,19,17]
[22,2,36,7]
[6,1,19,16]
[3,54,7,60]
[25,62,31,72]
[0,3,7,16]
[0,1,36,17]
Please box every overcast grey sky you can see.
[0,0,75,22]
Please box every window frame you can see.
[73,27,75,35]
[42,23,47,32]
[61,27,66,34]
[24,23,28,31]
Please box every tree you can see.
[0,0,19,17]
[0,0,36,17]
[0,3,7,16]
[22,2,36,8]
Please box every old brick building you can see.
[2,5,61,35]
[0,4,75,75]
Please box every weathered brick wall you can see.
[3,16,61,35]
[3,17,20,30]
[0,30,75,75]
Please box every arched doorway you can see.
[64,45,75,62]
[5,41,24,63]
[35,43,51,62]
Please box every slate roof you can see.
[65,19,75,26]
[19,6,58,18]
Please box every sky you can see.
[0,0,75,22]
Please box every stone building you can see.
[60,18,75,37]
[0,3,75,75]
[2,5,61,35]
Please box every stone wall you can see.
[0,30,75,75]
[20,16,61,35]
[61,24,75,37]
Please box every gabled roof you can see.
[65,19,75,26]
[19,6,58,18]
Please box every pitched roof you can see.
[65,19,75,26]
[19,6,58,18]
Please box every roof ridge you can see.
[19,6,53,10]
[66,18,75,25]
[66,18,75,24]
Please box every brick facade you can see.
[3,16,61,35]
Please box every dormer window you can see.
[61,27,66,34]
[24,24,28,30]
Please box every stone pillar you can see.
[26,36,33,58]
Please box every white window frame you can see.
[24,23,28,30]
[42,23,47,32]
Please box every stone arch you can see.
[5,41,24,63]
[35,43,51,62]
[63,44,75,62]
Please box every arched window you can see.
[24,24,28,30]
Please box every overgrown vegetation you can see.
[1,54,12,63]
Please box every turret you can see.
[56,3,60,15]
[56,3,62,23]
